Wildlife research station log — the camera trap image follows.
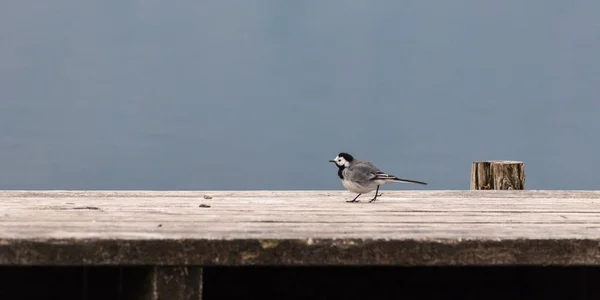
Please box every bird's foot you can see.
[346,194,362,203]
[368,193,383,203]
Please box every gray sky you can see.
[1,1,599,190]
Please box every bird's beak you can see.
[328,160,335,163]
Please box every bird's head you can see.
[329,152,354,168]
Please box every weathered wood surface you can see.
[471,161,525,190]
[2,190,600,266]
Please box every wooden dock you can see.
[2,190,600,299]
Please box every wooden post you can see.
[471,161,525,190]
[119,266,203,300]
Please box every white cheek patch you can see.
[336,157,349,167]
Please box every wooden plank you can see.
[2,190,600,266]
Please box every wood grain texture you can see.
[2,190,600,266]
[471,161,525,190]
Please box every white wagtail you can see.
[329,152,427,203]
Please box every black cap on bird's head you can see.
[329,152,354,167]
[337,152,354,162]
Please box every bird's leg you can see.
[369,186,382,203]
[347,193,362,203]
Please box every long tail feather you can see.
[374,173,427,185]
[392,177,427,185]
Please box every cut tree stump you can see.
[471,161,525,190]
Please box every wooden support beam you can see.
[471,161,525,190]
[151,267,203,300]
[118,267,203,300]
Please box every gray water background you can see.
[1,1,599,190]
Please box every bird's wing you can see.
[352,161,428,185]
[369,168,402,182]
[345,162,380,183]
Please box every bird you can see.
[329,152,427,203]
